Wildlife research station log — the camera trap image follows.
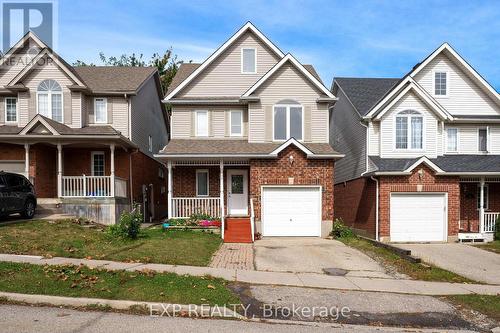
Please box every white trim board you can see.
[164,22,285,101]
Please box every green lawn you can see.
[339,237,477,283]
[444,295,500,322]
[0,261,239,306]
[476,240,500,254]
[0,220,221,266]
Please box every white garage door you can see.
[262,186,321,237]
[390,193,447,242]
[0,161,25,175]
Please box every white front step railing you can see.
[483,212,499,233]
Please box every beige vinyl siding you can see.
[249,62,328,143]
[0,38,39,86]
[444,124,500,154]
[110,97,129,138]
[178,31,280,97]
[70,93,81,127]
[21,57,76,127]
[0,97,4,124]
[170,105,248,139]
[414,53,499,116]
[18,92,29,126]
[379,91,438,158]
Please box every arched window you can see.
[37,79,63,122]
[273,99,303,141]
[395,110,423,150]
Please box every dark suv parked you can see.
[0,172,37,219]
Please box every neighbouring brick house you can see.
[331,43,500,242]
[155,22,342,242]
[0,32,168,223]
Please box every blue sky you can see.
[53,0,500,90]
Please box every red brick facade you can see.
[378,164,460,240]
[334,177,377,237]
[171,145,335,223]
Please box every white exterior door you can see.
[390,193,447,242]
[262,186,321,237]
[227,170,248,216]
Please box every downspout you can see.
[370,176,379,241]
[129,152,134,206]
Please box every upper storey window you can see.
[5,97,17,123]
[434,72,447,96]
[395,110,423,150]
[478,128,488,152]
[241,48,256,74]
[195,110,209,137]
[94,98,108,123]
[273,100,303,141]
[37,79,63,123]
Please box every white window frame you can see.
[94,97,108,124]
[445,127,459,153]
[272,104,304,142]
[196,169,209,197]
[148,135,153,152]
[433,71,449,97]
[477,184,489,210]
[393,110,425,151]
[36,80,64,123]
[241,48,257,74]
[230,110,243,137]
[91,151,105,176]
[195,110,209,137]
[4,97,18,123]
[477,127,489,153]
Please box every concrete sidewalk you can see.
[1,253,499,296]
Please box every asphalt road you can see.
[0,304,478,333]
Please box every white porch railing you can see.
[171,197,220,218]
[62,175,112,197]
[483,212,499,233]
[250,198,255,242]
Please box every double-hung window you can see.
[196,169,209,196]
[478,128,488,152]
[395,110,423,150]
[241,48,256,74]
[230,110,243,136]
[195,111,208,137]
[273,103,303,141]
[446,128,458,152]
[37,79,63,122]
[91,152,105,176]
[5,97,17,123]
[94,98,107,123]
[434,72,447,96]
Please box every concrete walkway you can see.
[1,253,499,296]
[394,243,500,285]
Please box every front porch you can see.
[459,177,500,242]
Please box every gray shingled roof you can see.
[335,78,401,116]
[369,155,500,173]
[74,66,157,93]
[167,62,323,95]
[160,139,340,156]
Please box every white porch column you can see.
[57,143,62,198]
[220,160,225,239]
[167,161,173,219]
[24,143,29,179]
[110,144,115,197]
[479,178,485,233]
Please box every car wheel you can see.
[22,199,36,219]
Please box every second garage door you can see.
[390,193,447,242]
[0,161,25,175]
[261,186,321,237]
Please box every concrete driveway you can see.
[254,237,392,278]
[394,243,500,285]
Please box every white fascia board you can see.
[437,172,500,176]
[270,137,314,155]
[373,82,451,121]
[410,43,500,103]
[404,156,445,173]
[164,22,285,101]
[19,115,60,135]
[242,54,335,98]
